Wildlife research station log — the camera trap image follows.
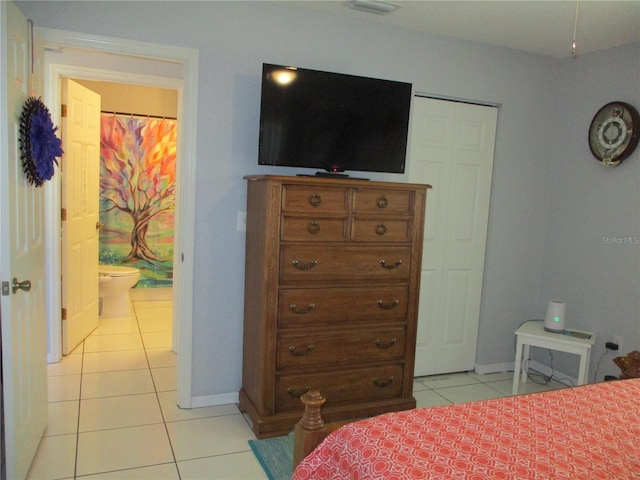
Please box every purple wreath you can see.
[19,97,63,187]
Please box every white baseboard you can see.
[190,391,239,408]
[474,362,514,375]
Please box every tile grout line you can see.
[134,300,183,479]
[73,340,86,480]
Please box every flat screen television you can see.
[258,63,412,176]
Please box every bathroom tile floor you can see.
[29,299,566,479]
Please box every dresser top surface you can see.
[244,174,431,191]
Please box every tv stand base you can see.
[296,172,369,180]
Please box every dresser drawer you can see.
[280,246,411,284]
[353,188,413,215]
[281,215,348,241]
[352,217,413,242]
[282,185,349,213]
[278,286,408,328]
[276,364,404,412]
[277,327,406,370]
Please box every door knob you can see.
[12,278,31,294]
[96,222,104,230]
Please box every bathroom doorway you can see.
[62,78,179,354]
[41,30,199,408]
[50,63,182,360]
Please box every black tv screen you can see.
[258,64,412,175]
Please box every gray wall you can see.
[16,0,639,398]
[538,43,640,379]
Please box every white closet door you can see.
[409,97,497,376]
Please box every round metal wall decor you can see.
[588,101,639,167]
[19,97,63,186]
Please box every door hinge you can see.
[61,308,67,320]
[61,104,67,118]
[61,208,66,221]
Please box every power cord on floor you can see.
[522,358,551,385]
[545,349,575,387]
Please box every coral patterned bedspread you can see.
[291,379,640,479]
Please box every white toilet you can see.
[98,265,140,318]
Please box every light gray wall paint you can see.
[537,43,640,380]
[16,0,639,397]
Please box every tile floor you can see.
[29,299,565,479]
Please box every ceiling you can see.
[287,0,640,59]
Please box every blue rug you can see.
[248,432,294,480]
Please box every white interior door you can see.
[0,2,48,478]
[409,96,497,376]
[61,79,101,354]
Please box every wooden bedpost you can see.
[292,390,330,470]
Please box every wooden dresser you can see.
[239,175,430,438]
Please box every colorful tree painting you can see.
[100,115,177,265]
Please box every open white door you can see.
[0,1,48,478]
[409,97,497,376]
[60,79,101,354]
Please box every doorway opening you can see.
[40,29,198,408]
[63,78,178,354]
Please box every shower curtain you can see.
[99,113,177,288]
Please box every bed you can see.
[291,378,640,479]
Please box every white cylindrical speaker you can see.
[544,300,566,333]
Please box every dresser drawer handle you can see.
[379,259,402,269]
[288,344,314,356]
[375,223,387,236]
[308,221,320,235]
[373,376,394,388]
[291,259,318,270]
[309,193,322,207]
[289,303,316,314]
[375,338,397,349]
[376,299,399,310]
[377,195,388,208]
[287,386,311,398]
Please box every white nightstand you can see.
[512,321,596,395]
